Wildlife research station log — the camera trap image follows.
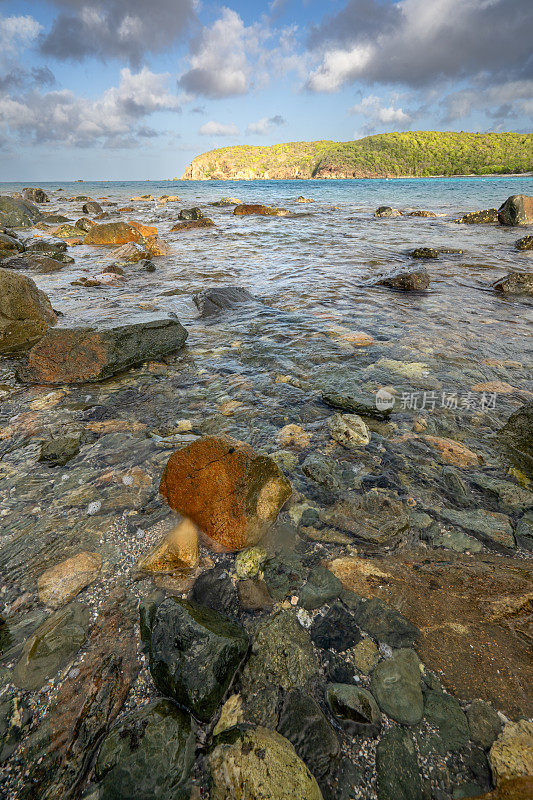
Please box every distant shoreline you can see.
[180,172,533,182]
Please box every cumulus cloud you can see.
[442,80,533,125]
[40,0,196,66]
[246,115,286,135]
[307,0,533,92]
[0,67,180,147]
[350,95,412,132]
[180,8,256,98]
[199,121,239,136]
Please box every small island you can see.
[182,131,533,180]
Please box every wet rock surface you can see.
[0,267,57,353]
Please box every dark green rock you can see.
[438,507,515,550]
[263,554,307,601]
[39,433,83,466]
[277,689,340,782]
[424,691,469,752]
[178,207,203,221]
[140,597,248,722]
[240,610,319,694]
[299,566,342,610]
[193,286,254,317]
[497,403,533,478]
[466,699,502,750]
[325,683,381,736]
[0,696,32,763]
[411,247,439,258]
[341,593,420,648]
[376,727,423,800]
[310,601,361,651]
[302,453,345,493]
[322,390,391,420]
[13,602,90,691]
[376,267,429,291]
[516,511,533,551]
[95,699,195,800]
[471,474,533,511]
[371,648,424,725]
[191,566,239,618]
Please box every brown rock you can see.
[490,720,533,785]
[138,517,199,573]
[144,235,169,256]
[469,777,533,800]
[328,550,533,718]
[454,209,499,224]
[84,222,143,246]
[38,551,102,608]
[238,579,274,611]
[498,195,533,226]
[170,218,215,231]
[233,204,289,217]
[159,435,292,551]
[422,435,483,467]
[0,267,57,353]
[492,272,533,296]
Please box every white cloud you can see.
[199,121,240,136]
[0,14,42,70]
[0,67,180,147]
[350,95,411,128]
[180,8,254,98]
[246,115,286,135]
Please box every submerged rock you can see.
[95,699,195,800]
[322,389,391,420]
[233,204,290,216]
[467,700,502,750]
[278,690,340,783]
[191,566,239,618]
[299,566,342,610]
[374,206,402,217]
[376,727,423,800]
[209,726,323,800]
[0,267,57,354]
[454,209,498,224]
[170,218,215,231]
[407,210,437,217]
[342,594,421,648]
[326,683,381,736]
[376,266,430,290]
[38,551,102,608]
[310,601,362,651]
[0,231,24,254]
[489,719,533,785]
[140,596,249,722]
[492,272,533,296]
[497,403,533,478]
[411,247,439,258]
[498,195,533,226]
[13,602,90,690]
[159,436,291,551]
[371,648,424,725]
[328,413,370,448]
[138,517,199,574]
[193,286,255,316]
[438,508,515,550]
[20,313,187,384]
[424,690,470,751]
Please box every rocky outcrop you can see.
[454,209,499,224]
[81,201,102,215]
[0,195,42,227]
[0,268,57,353]
[376,267,430,291]
[498,195,533,226]
[374,206,402,217]
[23,188,49,203]
[20,313,188,384]
[159,436,291,551]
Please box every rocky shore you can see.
[0,186,532,800]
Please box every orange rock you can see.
[468,777,533,799]
[422,435,483,467]
[144,235,169,256]
[84,222,143,246]
[138,517,200,573]
[471,381,516,394]
[159,436,292,552]
[126,220,158,238]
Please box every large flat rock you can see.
[20,313,187,384]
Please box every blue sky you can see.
[0,0,531,180]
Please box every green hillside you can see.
[181,131,533,180]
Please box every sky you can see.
[0,0,531,180]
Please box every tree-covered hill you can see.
[181,131,533,180]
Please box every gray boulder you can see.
[0,196,42,228]
[193,286,255,316]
